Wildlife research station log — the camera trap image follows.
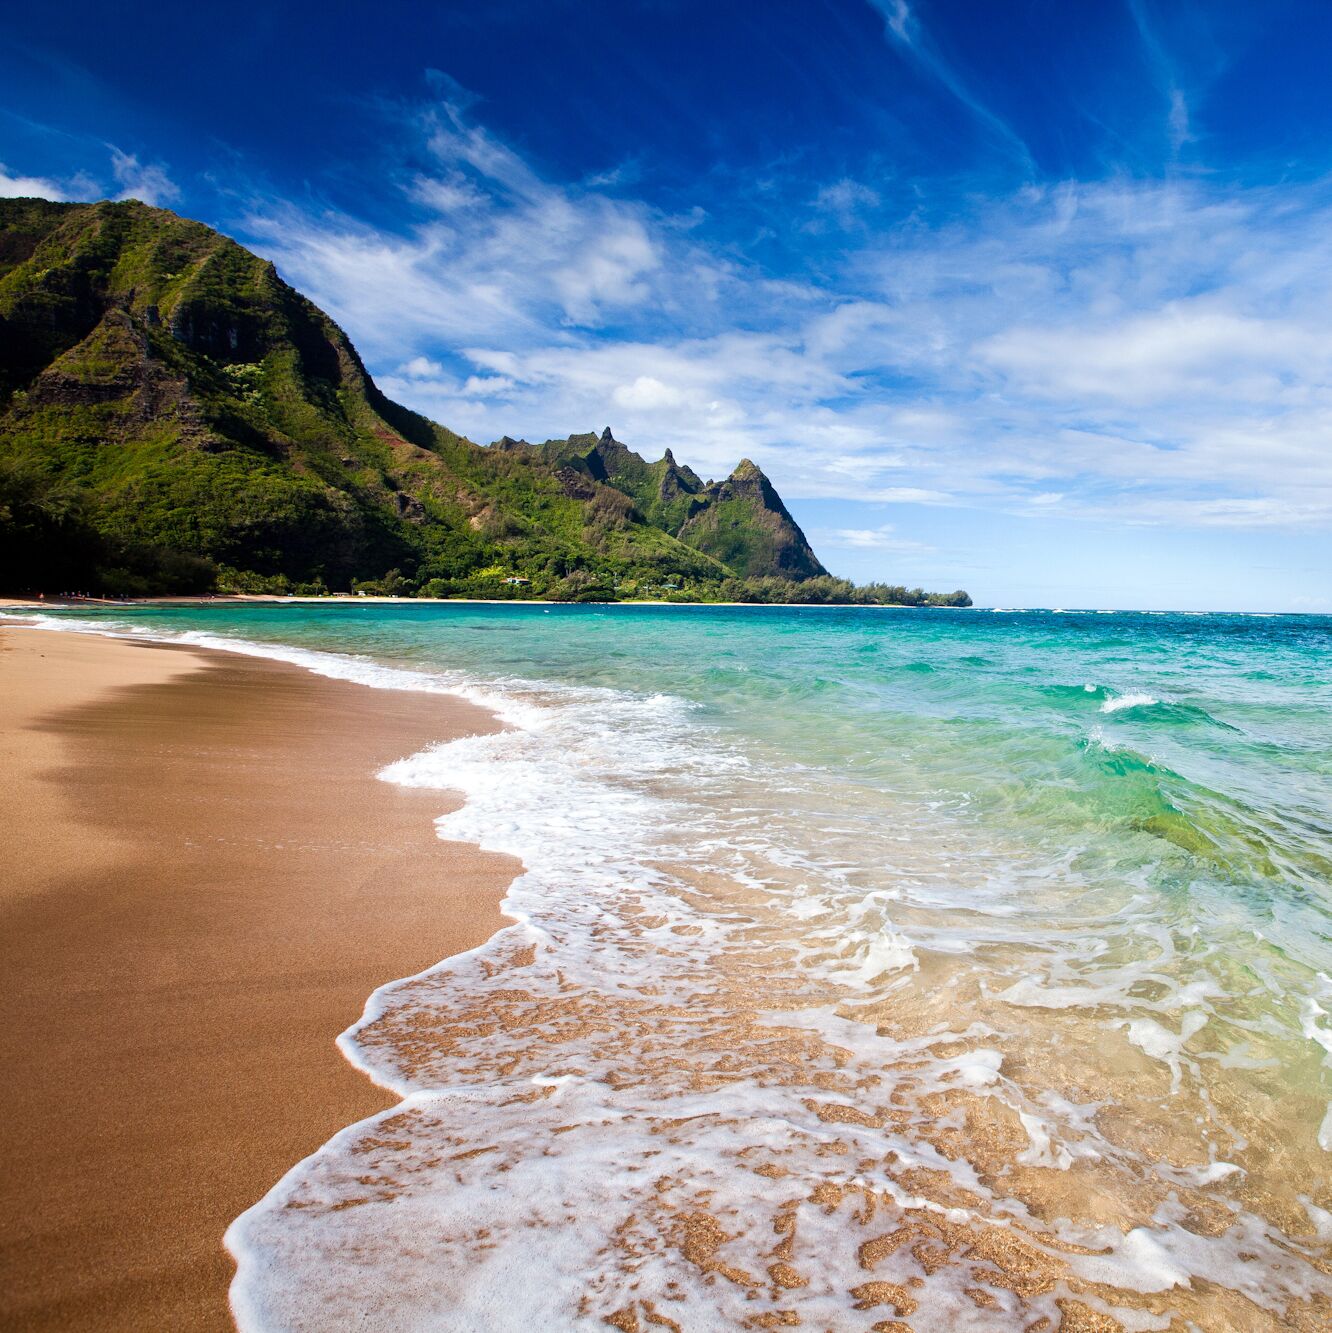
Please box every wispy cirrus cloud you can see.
[868,0,1033,168]
[1127,0,1192,156]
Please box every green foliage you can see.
[0,455,217,594]
[0,198,968,608]
[730,577,972,606]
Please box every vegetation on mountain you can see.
[537,430,826,579]
[0,198,969,607]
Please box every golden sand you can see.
[0,626,517,1330]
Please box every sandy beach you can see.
[0,625,517,1331]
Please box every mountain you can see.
[539,428,826,578]
[0,198,967,606]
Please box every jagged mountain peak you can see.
[539,428,823,580]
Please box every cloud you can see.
[1,149,178,207]
[0,163,99,202]
[460,374,514,397]
[868,0,1032,167]
[110,148,179,207]
[613,376,685,410]
[0,164,69,200]
[1127,0,1193,154]
[239,102,701,362]
[224,98,1332,532]
[400,355,445,378]
[408,173,485,213]
[979,301,1321,403]
[811,179,881,229]
[814,524,935,552]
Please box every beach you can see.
[0,624,516,1330]
[3,603,1330,1330]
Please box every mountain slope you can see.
[0,199,744,595]
[540,428,826,578]
[0,198,967,605]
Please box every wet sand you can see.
[0,626,518,1330]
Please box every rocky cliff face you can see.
[680,458,826,579]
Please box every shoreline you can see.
[0,594,964,610]
[0,625,519,1330]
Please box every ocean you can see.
[23,601,1332,1328]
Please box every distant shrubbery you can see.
[267,563,972,607]
[720,576,972,607]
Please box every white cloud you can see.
[1127,0,1194,155]
[815,524,935,552]
[225,99,1332,532]
[460,374,514,397]
[868,0,1032,166]
[1,151,179,207]
[811,179,881,228]
[550,210,658,319]
[408,172,484,213]
[241,105,689,358]
[400,355,445,378]
[110,149,179,207]
[980,301,1322,403]
[612,376,685,410]
[0,164,72,200]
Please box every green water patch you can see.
[1104,697,1241,732]
[1040,681,1111,705]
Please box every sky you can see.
[2,0,1331,610]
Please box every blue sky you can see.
[3,0,1331,609]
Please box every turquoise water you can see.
[42,601,1332,954]
[22,602,1332,1327]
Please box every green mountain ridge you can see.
[0,197,969,606]
[534,427,827,579]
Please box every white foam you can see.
[1101,690,1160,713]
[1068,1226,1191,1292]
[1301,1195,1332,1241]
[1125,1013,1207,1094]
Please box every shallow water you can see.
[21,603,1332,1328]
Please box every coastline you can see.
[0,625,518,1330]
[3,607,1327,1327]
[1,594,962,610]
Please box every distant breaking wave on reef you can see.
[1099,690,1159,713]
[12,603,1332,1329]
